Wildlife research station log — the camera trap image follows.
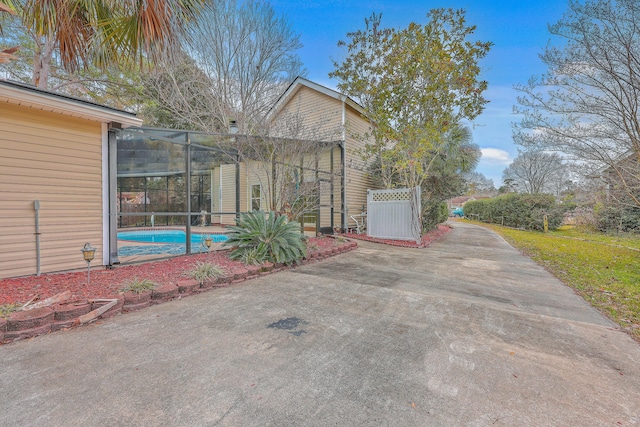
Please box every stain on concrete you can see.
[267,317,308,336]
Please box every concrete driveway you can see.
[1,222,639,426]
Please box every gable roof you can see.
[0,79,142,127]
[268,76,365,119]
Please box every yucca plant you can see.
[223,211,307,265]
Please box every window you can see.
[251,184,261,211]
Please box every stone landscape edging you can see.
[0,240,358,345]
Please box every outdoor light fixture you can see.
[204,235,213,259]
[81,242,96,285]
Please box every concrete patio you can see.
[1,221,638,426]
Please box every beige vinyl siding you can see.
[211,167,221,224]
[318,148,341,231]
[0,103,103,278]
[344,105,375,229]
[270,79,382,231]
[238,162,247,215]
[329,146,344,228]
[274,86,348,230]
[274,86,343,141]
[218,163,236,225]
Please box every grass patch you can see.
[552,225,640,250]
[473,221,640,341]
[0,303,21,319]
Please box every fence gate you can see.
[367,187,421,243]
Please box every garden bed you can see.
[0,225,451,344]
[0,237,345,307]
[0,236,358,344]
[342,224,450,248]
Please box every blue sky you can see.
[270,0,570,187]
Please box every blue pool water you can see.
[117,230,228,256]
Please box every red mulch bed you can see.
[0,236,339,306]
[0,226,450,307]
[342,224,450,248]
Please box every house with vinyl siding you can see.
[0,79,142,279]
[239,76,376,232]
[0,77,375,279]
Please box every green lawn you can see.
[472,221,640,342]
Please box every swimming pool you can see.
[118,230,228,244]
[117,230,228,256]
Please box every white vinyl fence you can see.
[367,187,421,243]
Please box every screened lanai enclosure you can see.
[114,127,344,262]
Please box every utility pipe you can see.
[34,200,41,276]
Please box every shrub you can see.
[422,200,449,231]
[595,205,640,233]
[187,262,226,285]
[464,193,565,231]
[121,277,157,293]
[223,211,307,265]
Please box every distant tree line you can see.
[512,0,640,233]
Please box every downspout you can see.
[315,151,320,233]
[229,122,240,222]
[340,142,346,232]
[330,147,334,231]
[186,132,192,254]
[34,200,41,276]
[341,96,347,231]
[210,169,214,226]
[235,156,241,221]
[272,158,277,212]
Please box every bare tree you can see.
[238,103,342,223]
[463,171,496,196]
[514,0,640,207]
[502,151,567,195]
[141,51,221,130]
[140,0,317,220]
[144,0,306,134]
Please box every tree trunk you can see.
[32,36,55,89]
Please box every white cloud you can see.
[480,148,512,165]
